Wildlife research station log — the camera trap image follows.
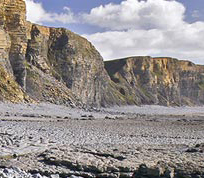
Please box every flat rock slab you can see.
[0,103,204,177]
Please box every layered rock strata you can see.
[0,0,125,107]
[2,0,27,89]
[25,24,125,107]
[0,0,28,102]
[105,57,204,106]
[0,0,204,107]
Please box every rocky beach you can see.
[0,0,204,177]
[0,103,203,178]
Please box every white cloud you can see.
[82,0,204,64]
[25,0,76,24]
[24,0,204,64]
[82,0,185,30]
[84,22,204,63]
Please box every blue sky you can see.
[25,0,204,64]
[28,0,204,33]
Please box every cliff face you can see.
[2,0,27,89]
[0,0,125,107]
[25,24,125,107]
[0,0,204,107]
[0,0,29,102]
[105,57,204,106]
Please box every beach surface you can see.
[0,103,204,178]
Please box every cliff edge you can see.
[105,56,204,106]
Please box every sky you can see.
[25,0,204,64]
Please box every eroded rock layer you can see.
[105,56,204,106]
[0,0,204,107]
[0,0,28,102]
[0,0,126,107]
[25,24,125,107]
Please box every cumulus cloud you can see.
[82,0,185,30]
[82,0,204,64]
[25,0,76,24]
[25,0,204,64]
[84,22,204,62]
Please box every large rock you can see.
[105,57,204,106]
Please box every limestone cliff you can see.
[0,0,204,107]
[105,56,204,106]
[0,0,28,102]
[0,0,124,107]
[25,24,126,107]
[2,0,27,89]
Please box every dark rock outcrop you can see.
[132,162,204,178]
[105,56,204,106]
[25,24,126,107]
